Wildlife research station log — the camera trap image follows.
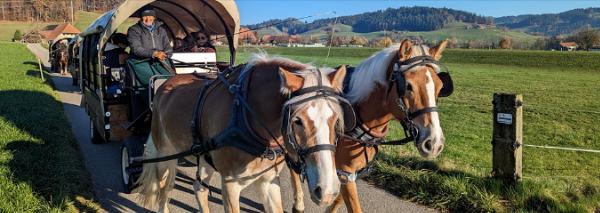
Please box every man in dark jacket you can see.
[127,9,172,61]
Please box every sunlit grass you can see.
[0,42,98,212]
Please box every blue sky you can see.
[237,0,600,25]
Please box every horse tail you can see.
[134,135,176,208]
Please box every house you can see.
[559,42,578,51]
[40,23,81,43]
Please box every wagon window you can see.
[89,34,100,90]
[81,36,90,89]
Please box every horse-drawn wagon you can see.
[78,0,240,191]
[49,37,71,74]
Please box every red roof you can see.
[559,42,578,48]
[41,23,81,40]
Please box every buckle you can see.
[228,84,240,94]
[263,149,278,160]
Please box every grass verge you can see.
[0,42,99,212]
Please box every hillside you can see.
[246,7,492,35]
[300,22,540,47]
[495,7,600,35]
[0,11,99,41]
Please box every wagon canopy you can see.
[81,0,239,58]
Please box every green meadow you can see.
[226,46,600,212]
[0,42,98,212]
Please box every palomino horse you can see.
[291,39,453,213]
[57,48,69,75]
[135,54,349,213]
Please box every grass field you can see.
[0,42,98,212]
[225,46,600,212]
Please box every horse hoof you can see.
[292,208,304,213]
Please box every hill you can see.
[246,7,492,35]
[299,22,540,48]
[495,8,600,35]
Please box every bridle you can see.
[387,53,444,145]
[338,45,454,182]
[280,68,355,182]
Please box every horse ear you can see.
[429,39,449,61]
[328,65,347,92]
[279,67,304,94]
[398,39,413,61]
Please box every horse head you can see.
[387,39,451,158]
[279,65,348,206]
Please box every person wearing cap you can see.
[127,9,172,61]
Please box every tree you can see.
[375,37,393,48]
[350,36,368,46]
[13,30,23,42]
[570,28,600,50]
[499,37,512,49]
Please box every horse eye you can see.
[406,84,413,92]
[293,118,303,126]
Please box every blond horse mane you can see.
[345,44,434,104]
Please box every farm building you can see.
[40,23,81,43]
[559,42,578,51]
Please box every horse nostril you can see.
[313,186,323,201]
[423,140,432,151]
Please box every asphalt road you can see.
[27,43,436,213]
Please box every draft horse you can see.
[135,54,351,213]
[290,39,454,213]
[57,47,69,75]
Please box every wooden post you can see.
[491,93,523,182]
[38,58,44,81]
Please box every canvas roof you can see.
[81,0,240,51]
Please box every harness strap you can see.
[409,107,438,119]
[298,144,336,156]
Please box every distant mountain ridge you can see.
[495,8,600,35]
[245,6,491,35]
[246,7,600,36]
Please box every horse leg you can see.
[340,181,362,213]
[326,193,344,213]
[193,157,215,213]
[289,170,305,213]
[256,164,284,213]
[222,178,243,213]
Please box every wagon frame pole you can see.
[491,93,523,183]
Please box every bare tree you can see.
[570,27,600,50]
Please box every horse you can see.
[135,54,350,213]
[290,39,454,213]
[57,48,69,75]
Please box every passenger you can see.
[127,9,172,61]
[104,33,129,96]
[103,33,129,68]
[190,31,216,53]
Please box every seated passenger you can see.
[190,31,216,53]
[104,33,129,95]
[103,33,129,68]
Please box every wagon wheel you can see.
[121,134,145,193]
